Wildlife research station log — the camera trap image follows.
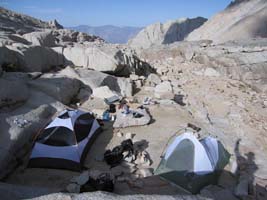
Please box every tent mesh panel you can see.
[165,139,195,172]
[74,113,94,142]
[37,126,76,146]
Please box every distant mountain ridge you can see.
[0,6,63,34]
[68,25,142,44]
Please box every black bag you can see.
[80,173,114,193]
[104,139,134,167]
[121,139,134,155]
[104,147,124,167]
[109,104,116,113]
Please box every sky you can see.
[0,0,232,27]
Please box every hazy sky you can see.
[0,0,232,27]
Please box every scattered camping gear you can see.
[118,98,127,108]
[143,97,156,105]
[122,104,130,115]
[155,132,230,194]
[13,118,30,128]
[104,95,120,105]
[133,111,144,118]
[80,173,114,193]
[28,109,102,171]
[104,139,134,167]
[102,110,111,121]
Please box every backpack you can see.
[80,173,114,193]
[104,139,134,167]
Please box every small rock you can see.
[147,74,161,86]
[144,86,155,92]
[125,132,134,140]
[161,76,170,81]
[134,80,143,88]
[130,74,139,81]
[66,183,80,193]
[154,81,173,99]
[184,47,195,61]
[237,102,245,108]
[92,86,118,99]
[139,76,146,80]
[116,131,123,137]
[204,68,220,77]
[70,171,89,185]
[135,168,153,178]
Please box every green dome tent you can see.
[155,132,230,194]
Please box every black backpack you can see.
[80,173,114,193]
[104,139,134,167]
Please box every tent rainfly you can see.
[28,109,101,171]
[155,132,230,194]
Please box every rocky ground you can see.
[1,2,267,200]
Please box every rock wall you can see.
[129,17,207,49]
[186,0,267,43]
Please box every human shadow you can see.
[234,139,262,199]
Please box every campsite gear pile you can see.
[28,109,102,171]
[104,139,134,167]
[155,132,230,194]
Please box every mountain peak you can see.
[48,19,63,29]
